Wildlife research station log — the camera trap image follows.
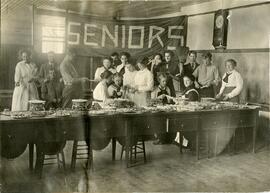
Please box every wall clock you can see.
[212,9,229,49]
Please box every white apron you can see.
[11,62,39,111]
[133,91,150,107]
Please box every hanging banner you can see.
[67,14,188,57]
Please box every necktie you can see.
[192,63,196,70]
[223,72,232,83]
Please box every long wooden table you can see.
[0,108,259,169]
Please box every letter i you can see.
[122,25,125,48]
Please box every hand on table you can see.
[194,81,200,89]
[215,93,222,99]
[223,94,230,101]
[205,82,212,88]
[157,94,166,99]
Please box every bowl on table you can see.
[72,99,88,111]
[29,100,46,111]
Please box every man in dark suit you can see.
[183,51,200,77]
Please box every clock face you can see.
[215,15,224,29]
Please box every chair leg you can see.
[130,145,133,163]
[39,153,45,179]
[142,140,147,163]
[57,154,61,169]
[86,143,93,171]
[241,127,246,147]
[29,143,34,171]
[196,131,199,160]
[120,145,124,160]
[61,151,66,170]
[179,132,183,154]
[233,130,236,154]
[207,131,210,158]
[71,140,78,170]
[214,131,218,157]
[134,145,137,160]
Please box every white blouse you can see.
[116,64,124,73]
[116,63,126,73]
[123,70,137,88]
[134,68,154,92]
[93,80,109,102]
[218,69,243,98]
[94,66,116,81]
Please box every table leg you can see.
[124,119,130,168]
[34,144,44,178]
[28,143,34,171]
[112,137,116,161]
[196,131,199,160]
[253,126,257,153]
[253,111,258,153]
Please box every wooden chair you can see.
[117,136,147,167]
[71,140,93,170]
[35,125,67,178]
[35,141,66,178]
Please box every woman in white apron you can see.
[11,50,39,111]
[131,57,154,107]
[216,59,243,103]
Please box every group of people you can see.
[11,48,88,111]
[11,48,244,112]
[92,50,244,107]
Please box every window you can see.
[40,15,65,54]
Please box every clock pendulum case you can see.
[212,9,229,49]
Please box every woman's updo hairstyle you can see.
[18,48,32,60]
[154,53,163,61]
[120,52,131,60]
[137,56,149,67]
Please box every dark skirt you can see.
[199,85,214,98]
[222,86,239,103]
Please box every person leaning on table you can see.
[181,74,200,101]
[93,70,114,102]
[108,73,124,99]
[216,59,243,103]
[60,48,89,108]
[130,57,154,107]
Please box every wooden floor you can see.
[1,139,270,193]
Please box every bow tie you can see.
[223,72,232,83]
